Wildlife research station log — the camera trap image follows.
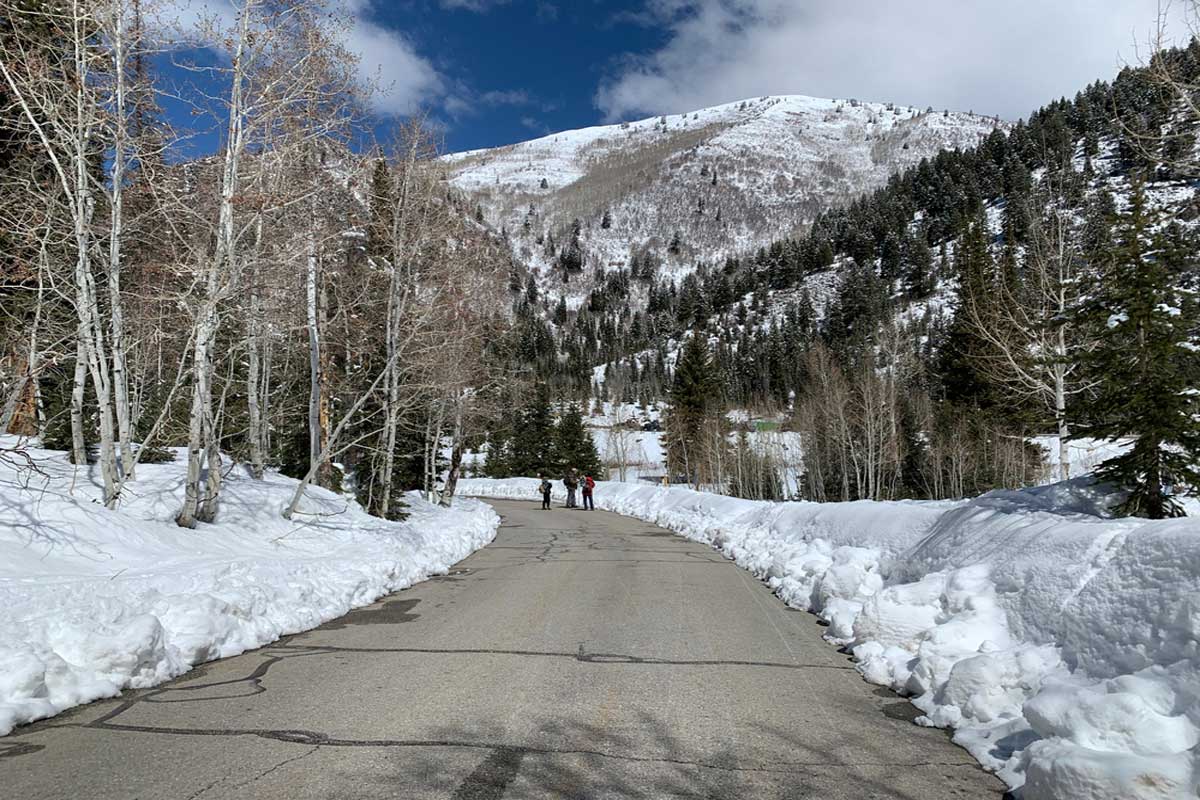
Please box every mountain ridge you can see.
[442,93,1005,306]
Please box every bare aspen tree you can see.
[377,126,436,518]
[101,0,136,478]
[174,4,251,527]
[176,0,361,525]
[963,190,1092,482]
[0,0,127,506]
[434,240,508,505]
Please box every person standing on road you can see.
[538,474,552,510]
[582,474,595,510]
[564,469,578,508]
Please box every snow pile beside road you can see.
[0,442,500,736]
[460,477,1200,799]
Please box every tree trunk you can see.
[70,336,87,466]
[177,308,214,528]
[440,398,465,506]
[246,292,265,480]
[108,2,134,480]
[1054,334,1070,482]
[304,227,329,488]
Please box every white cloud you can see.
[480,89,534,106]
[164,0,443,116]
[597,0,1188,122]
[346,11,443,115]
[439,0,511,10]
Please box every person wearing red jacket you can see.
[582,474,596,510]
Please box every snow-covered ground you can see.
[0,439,500,736]
[575,400,1119,498]
[459,477,1200,800]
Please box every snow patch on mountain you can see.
[443,95,1003,303]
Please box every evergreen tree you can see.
[665,334,724,485]
[509,386,557,477]
[366,159,393,261]
[1073,186,1200,518]
[558,220,585,272]
[668,230,683,256]
[553,403,603,477]
[937,217,999,409]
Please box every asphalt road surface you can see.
[1,500,1005,799]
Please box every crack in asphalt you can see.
[0,741,45,759]
[266,643,854,672]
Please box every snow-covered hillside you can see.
[443,95,1002,304]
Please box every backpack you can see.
[540,479,551,494]
[585,476,596,491]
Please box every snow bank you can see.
[0,442,500,736]
[460,477,1200,799]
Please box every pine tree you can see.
[937,217,999,409]
[668,230,683,256]
[1073,185,1200,518]
[554,403,602,477]
[366,159,393,261]
[665,334,724,485]
[506,386,557,477]
[558,220,584,272]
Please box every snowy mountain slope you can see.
[443,95,1003,302]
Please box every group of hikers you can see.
[538,469,595,510]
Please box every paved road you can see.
[1,500,1004,799]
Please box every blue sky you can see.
[374,1,669,152]
[164,0,1185,156]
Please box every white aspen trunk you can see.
[377,290,402,517]
[377,144,421,518]
[200,390,222,522]
[1055,362,1070,482]
[246,211,266,480]
[177,309,213,528]
[178,1,251,526]
[425,402,446,500]
[107,0,134,480]
[440,397,465,506]
[246,305,264,479]
[74,136,119,508]
[63,0,119,506]
[70,335,88,466]
[305,227,322,478]
[261,333,273,457]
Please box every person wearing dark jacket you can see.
[582,474,595,510]
[538,474,552,510]
[563,470,579,508]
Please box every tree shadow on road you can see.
[342,710,1003,800]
